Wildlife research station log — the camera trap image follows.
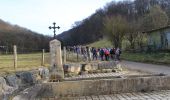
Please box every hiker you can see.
[82,46,87,61]
[99,48,104,61]
[104,48,110,61]
[115,47,121,61]
[110,48,115,60]
[92,47,98,60]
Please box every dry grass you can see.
[0,53,50,75]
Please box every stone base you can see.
[49,68,64,82]
[42,75,170,97]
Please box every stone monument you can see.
[50,39,64,80]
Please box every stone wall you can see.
[41,75,170,97]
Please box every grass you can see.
[121,52,170,65]
[0,53,50,75]
[88,38,113,48]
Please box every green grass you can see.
[0,53,50,75]
[121,52,170,65]
[88,38,113,48]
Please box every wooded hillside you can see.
[0,19,51,53]
[58,0,170,48]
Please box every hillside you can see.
[58,0,170,48]
[0,19,51,53]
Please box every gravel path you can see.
[121,61,170,75]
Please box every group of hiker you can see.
[66,46,121,61]
[91,47,121,61]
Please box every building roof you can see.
[143,25,170,33]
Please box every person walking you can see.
[104,48,110,61]
[99,48,104,61]
[115,47,121,61]
[110,48,114,60]
[92,47,98,60]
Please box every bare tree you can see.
[103,15,128,48]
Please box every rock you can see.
[5,75,19,88]
[0,77,16,100]
[38,67,49,79]
[16,72,34,85]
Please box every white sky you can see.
[0,0,121,36]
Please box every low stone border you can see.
[63,61,121,76]
[41,75,170,98]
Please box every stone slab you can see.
[42,75,170,97]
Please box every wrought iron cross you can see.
[49,22,60,39]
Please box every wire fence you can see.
[0,46,50,75]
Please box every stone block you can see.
[64,64,82,75]
[98,61,117,70]
[84,64,92,71]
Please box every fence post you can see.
[63,47,66,64]
[41,49,45,66]
[77,50,79,62]
[13,45,17,70]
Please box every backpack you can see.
[105,50,109,55]
[100,49,104,55]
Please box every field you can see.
[0,53,50,75]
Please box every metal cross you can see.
[49,22,60,39]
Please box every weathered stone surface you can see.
[61,90,170,100]
[84,64,92,71]
[0,70,40,100]
[38,67,49,79]
[50,39,64,79]
[90,63,98,70]
[63,61,122,76]
[16,72,34,85]
[98,61,117,70]
[5,75,19,88]
[64,64,82,75]
[42,75,170,97]
[13,84,42,100]
[0,77,16,100]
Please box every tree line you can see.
[0,19,51,53]
[57,0,170,50]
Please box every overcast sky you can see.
[0,0,122,36]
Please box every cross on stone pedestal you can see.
[49,22,60,39]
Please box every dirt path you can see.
[121,60,170,75]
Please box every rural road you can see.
[121,61,170,75]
